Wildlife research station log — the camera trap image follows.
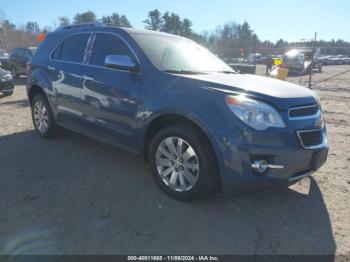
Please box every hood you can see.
[0,68,10,77]
[188,73,316,98]
[183,73,318,109]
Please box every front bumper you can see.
[213,127,328,193]
[0,79,14,92]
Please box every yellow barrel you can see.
[277,68,289,80]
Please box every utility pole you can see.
[308,32,317,89]
[254,37,257,74]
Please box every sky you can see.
[1,0,349,42]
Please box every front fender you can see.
[136,89,234,180]
[140,89,234,136]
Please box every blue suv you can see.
[27,23,328,200]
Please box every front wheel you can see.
[149,123,217,201]
[31,94,59,138]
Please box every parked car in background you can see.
[0,67,14,96]
[224,58,256,74]
[0,48,11,70]
[327,55,344,65]
[283,48,322,75]
[337,55,350,65]
[318,55,331,65]
[248,53,263,64]
[27,24,328,200]
[342,56,350,64]
[9,47,37,77]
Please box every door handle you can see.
[83,75,94,81]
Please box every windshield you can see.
[131,33,234,74]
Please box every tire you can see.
[3,90,13,96]
[149,123,217,201]
[31,94,59,138]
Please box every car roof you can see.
[121,27,179,38]
[52,23,182,39]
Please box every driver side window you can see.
[89,33,136,67]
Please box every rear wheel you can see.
[149,123,217,200]
[31,94,59,138]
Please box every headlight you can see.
[226,95,285,131]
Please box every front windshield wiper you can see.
[163,69,206,75]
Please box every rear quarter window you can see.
[34,34,60,59]
[51,33,91,63]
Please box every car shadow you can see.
[287,69,323,78]
[0,99,29,108]
[0,130,336,255]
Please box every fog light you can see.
[252,160,268,173]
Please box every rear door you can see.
[80,32,141,146]
[49,33,92,123]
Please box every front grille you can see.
[297,129,323,149]
[0,79,13,88]
[289,104,319,119]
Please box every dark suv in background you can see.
[9,47,37,77]
[27,23,328,200]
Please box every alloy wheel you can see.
[156,136,200,192]
[33,100,49,133]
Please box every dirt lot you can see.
[0,65,349,255]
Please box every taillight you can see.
[25,62,30,77]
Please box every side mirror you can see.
[105,55,139,72]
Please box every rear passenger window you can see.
[89,33,136,67]
[51,33,90,63]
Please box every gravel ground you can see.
[0,65,349,255]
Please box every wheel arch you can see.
[28,84,46,105]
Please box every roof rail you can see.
[55,21,104,32]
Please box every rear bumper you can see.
[213,127,328,193]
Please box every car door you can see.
[49,33,92,124]
[81,32,141,146]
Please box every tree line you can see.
[1,9,349,57]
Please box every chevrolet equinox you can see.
[27,23,328,200]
